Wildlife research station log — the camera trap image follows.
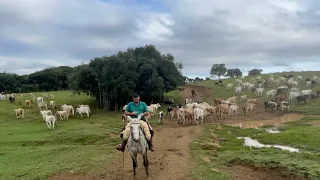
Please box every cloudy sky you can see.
[0,0,319,78]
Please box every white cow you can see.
[265,89,276,98]
[76,106,90,117]
[235,86,242,94]
[49,101,55,109]
[254,88,264,96]
[301,89,312,96]
[288,92,301,101]
[193,107,204,125]
[228,104,239,116]
[61,104,75,115]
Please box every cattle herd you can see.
[158,74,320,126]
[2,74,320,129]
[0,92,90,130]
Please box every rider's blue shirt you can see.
[125,101,148,118]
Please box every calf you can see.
[14,108,24,118]
[158,111,164,125]
[264,101,277,113]
[25,100,31,108]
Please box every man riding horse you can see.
[116,93,156,152]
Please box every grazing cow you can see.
[14,108,24,118]
[312,80,317,87]
[296,95,309,104]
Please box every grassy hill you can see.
[164,71,320,180]
[0,91,164,180]
[165,70,320,115]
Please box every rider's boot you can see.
[116,139,128,152]
[147,137,156,152]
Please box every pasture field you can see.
[0,91,163,180]
[164,71,320,179]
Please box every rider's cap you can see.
[133,93,140,98]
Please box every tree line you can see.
[209,64,263,79]
[0,45,185,111]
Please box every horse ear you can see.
[137,114,143,121]
[127,116,132,122]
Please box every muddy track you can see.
[49,120,202,180]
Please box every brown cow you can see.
[277,94,287,101]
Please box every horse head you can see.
[128,114,143,141]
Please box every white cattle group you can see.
[0,91,91,130]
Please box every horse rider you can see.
[116,93,156,152]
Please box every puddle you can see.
[237,137,300,153]
[266,129,280,133]
[227,114,305,129]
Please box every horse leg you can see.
[131,156,137,179]
[143,153,150,179]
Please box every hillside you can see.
[165,70,320,115]
[163,71,320,180]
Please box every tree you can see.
[226,68,242,78]
[210,64,227,79]
[70,44,184,110]
[248,68,263,76]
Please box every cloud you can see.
[0,0,319,77]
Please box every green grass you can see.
[188,71,320,114]
[165,71,320,179]
[0,91,164,180]
[190,124,320,180]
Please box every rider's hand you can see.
[131,112,137,115]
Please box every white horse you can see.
[127,114,150,180]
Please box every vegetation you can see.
[190,124,320,180]
[248,68,263,76]
[0,45,185,111]
[209,64,227,79]
[0,90,167,179]
[170,70,320,179]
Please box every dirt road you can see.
[50,120,202,180]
